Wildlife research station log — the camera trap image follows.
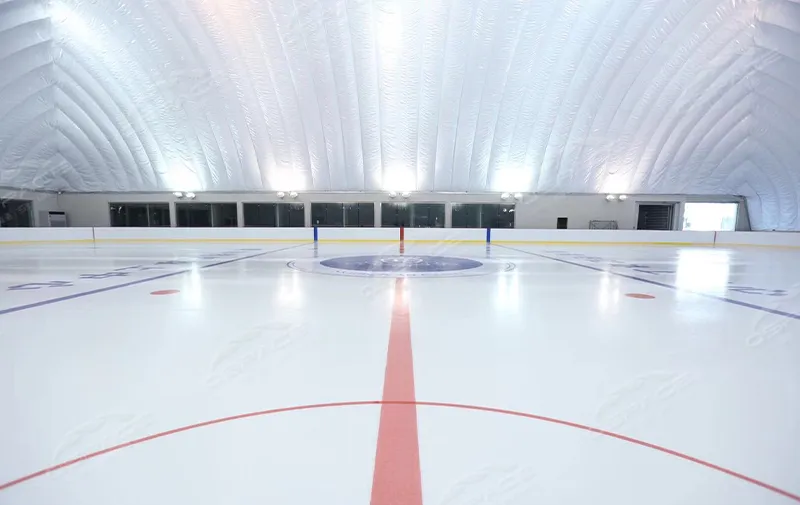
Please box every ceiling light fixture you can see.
[501,192,511,200]
[618,194,628,201]
[388,191,398,198]
[606,194,617,201]
[277,191,286,199]
[173,191,183,198]
[401,191,411,198]
[184,192,196,199]
[289,191,298,199]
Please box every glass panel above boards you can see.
[110,203,170,227]
[451,203,515,228]
[243,203,305,227]
[312,202,374,227]
[381,203,445,228]
[177,203,237,227]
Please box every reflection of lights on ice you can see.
[182,265,203,307]
[278,272,304,307]
[675,249,730,295]
[597,273,620,315]
[495,273,520,312]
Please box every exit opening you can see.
[682,203,738,231]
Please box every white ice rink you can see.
[1,242,798,504]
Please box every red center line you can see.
[370,277,423,505]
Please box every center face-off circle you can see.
[321,255,483,273]
[289,254,514,278]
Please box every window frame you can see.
[109,202,171,227]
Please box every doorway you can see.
[636,204,675,230]
[682,202,738,231]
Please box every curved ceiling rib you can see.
[0,0,798,229]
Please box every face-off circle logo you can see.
[288,255,514,278]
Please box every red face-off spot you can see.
[150,290,180,296]
[626,293,655,299]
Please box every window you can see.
[312,203,344,227]
[346,203,375,227]
[381,203,445,228]
[149,204,171,227]
[451,204,515,228]
[682,203,738,231]
[0,199,33,227]
[312,202,374,227]
[176,203,237,227]
[110,203,170,227]
[381,202,410,227]
[278,203,305,227]
[452,204,481,228]
[177,203,212,227]
[212,203,238,227]
[243,203,277,227]
[243,203,305,227]
[481,204,515,228]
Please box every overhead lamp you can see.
[501,192,511,200]
[289,191,298,199]
[606,194,617,201]
[401,191,411,198]
[172,191,183,198]
[618,194,628,201]
[388,191,398,198]
[277,191,286,199]
[514,192,523,200]
[184,192,196,199]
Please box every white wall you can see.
[57,192,749,230]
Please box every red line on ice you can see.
[369,277,423,505]
[1,400,798,502]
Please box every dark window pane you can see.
[410,203,445,228]
[342,202,374,227]
[452,204,481,228]
[110,203,171,227]
[0,200,32,227]
[177,203,212,227]
[109,203,148,226]
[482,204,515,228]
[244,203,278,227]
[212,203,238,227]
[110,204,128,227]
[311,203,344,227]
[344,203,359,227]
[278,203,305,227]
[381,203,410,227]
[148,204,171,227]
[127,205,148,226]
[357,203,374,227]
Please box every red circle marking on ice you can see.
[150,290,180,296]
[626,293,655,299]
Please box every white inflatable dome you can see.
[0,0,798,229]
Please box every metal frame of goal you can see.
[589,220,619,229]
